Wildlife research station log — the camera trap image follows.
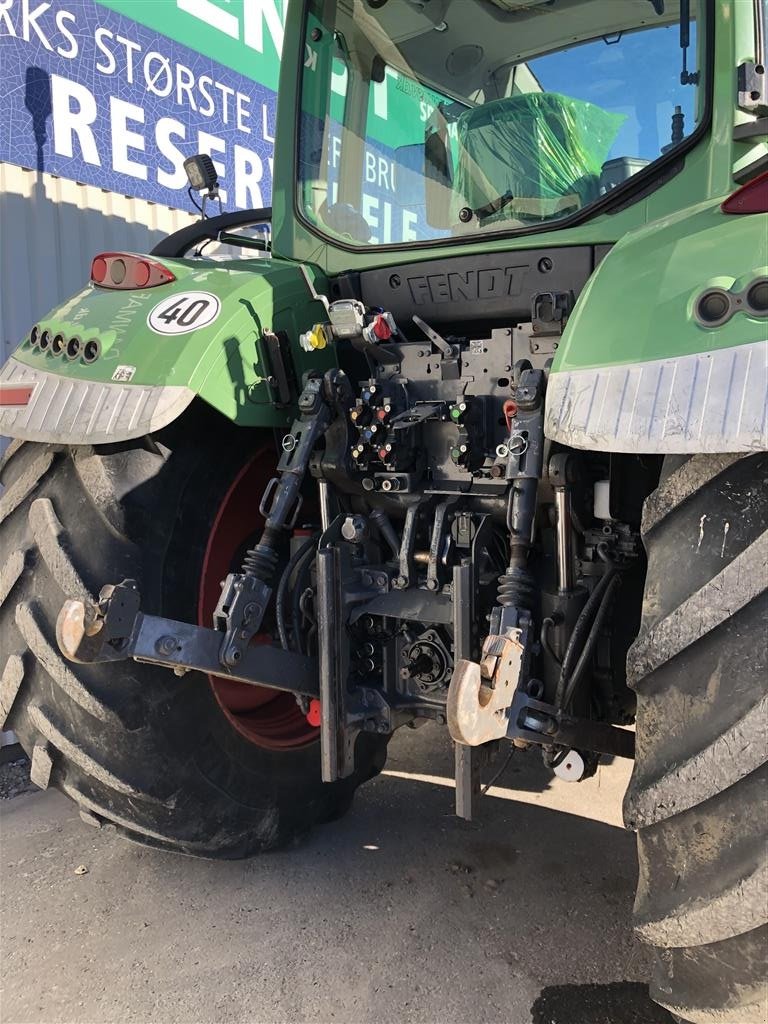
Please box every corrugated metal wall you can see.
[0,163,197,368]
[0,162,197,455]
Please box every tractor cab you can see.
[288,0,706,249]
[0,4,765,1023]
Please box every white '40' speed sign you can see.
[147,292,222,335]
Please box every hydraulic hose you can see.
[292,547,320,654]
[554,565,617,710]
[561,572,622,711]
[369,508,400,560]
[276,534,319,651]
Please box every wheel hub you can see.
[197,449,319,750]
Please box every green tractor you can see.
[1,0,766,1018]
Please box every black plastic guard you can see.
[350,246,594,331]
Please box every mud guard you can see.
[0,255,335,444]
[545,196,768,453]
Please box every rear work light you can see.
[90,253,176,290]
[721,171,768,214]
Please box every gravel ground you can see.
[0,725,674,1024]
[0,756,37,801]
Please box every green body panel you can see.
[13,259,335,428]
[552,196,768,373]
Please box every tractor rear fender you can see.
[0,256,335,445]
[546,192,768,454]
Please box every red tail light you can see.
[721,171,768,214]
[90,253,176,289]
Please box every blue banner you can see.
[0,0,277,211]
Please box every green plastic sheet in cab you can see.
[456,93,625,222]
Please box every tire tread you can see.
[29,497,94,602]
[15,601,115,723]
[0,654,26,729]
[0,428,386,858]
[628,453,768,1023]
[0,450,55,525]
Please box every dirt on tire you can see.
[626,452,768,1024]
[0,414,386,858]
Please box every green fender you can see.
[546,195,768,453]
[0,256,335,444]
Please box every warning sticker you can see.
[112,365,137,382]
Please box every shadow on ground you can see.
[532,982,674,1024]
[1,724,655,1024]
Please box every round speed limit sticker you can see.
[147,291,221,336]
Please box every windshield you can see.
[298,0,706,247]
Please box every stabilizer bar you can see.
[508,690,635,760]
[56,580,319,698]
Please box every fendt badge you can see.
[408,265,530,305]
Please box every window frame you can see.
[292,0,715,254]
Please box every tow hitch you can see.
[449,630,635,762]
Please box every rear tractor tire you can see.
[0,413,387,858]
[626,452,768,1023]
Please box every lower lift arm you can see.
[57,371,344,707]
[57,578,319,699]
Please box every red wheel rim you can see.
[197,449,319,750]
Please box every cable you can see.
[540,616,561,666]
[188,186,203,213]
[481,747,515,796]
[300,589,317,653]
[193,238,215,259]
[276,534,318,651]
[292,548,319,652]
[549,747,570,769]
